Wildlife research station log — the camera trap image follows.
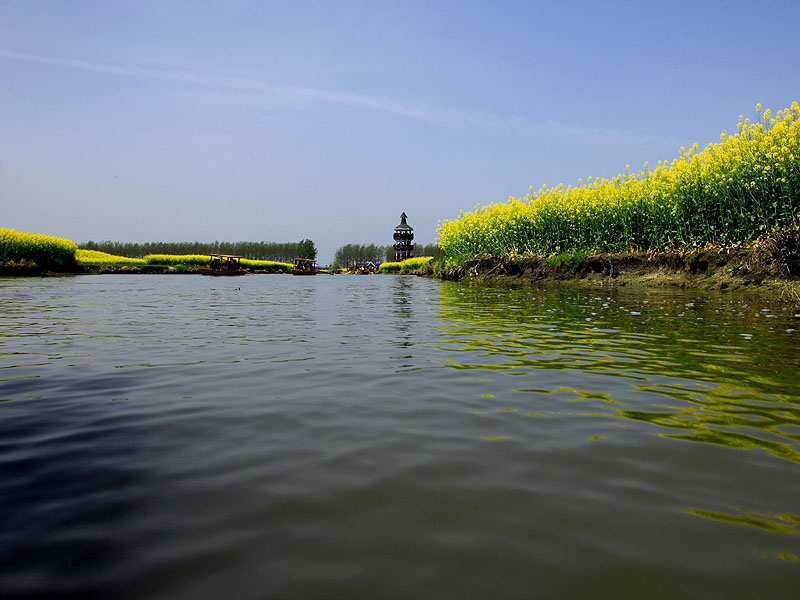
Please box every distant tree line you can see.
[416,243,442,258]
[333,244,387,267]
[332,243,441,267]
[80,239,317,262]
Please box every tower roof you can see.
[395,211,413,231]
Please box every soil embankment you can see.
[418,247,800,300]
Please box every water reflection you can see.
[390,276,414,348]
[435,281,800,463]
[684,506,800,535]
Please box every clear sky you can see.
[2,0,799,264]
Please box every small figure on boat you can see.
[347,262,376,274]
[200,254,249,276]
[292,258,317,275]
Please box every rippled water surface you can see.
[2,274,800,599]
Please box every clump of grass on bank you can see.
[437,102,800,261]
[378,256,434,273]
[1,228,77,271]
[546,250,588,277]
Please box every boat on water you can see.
[199,254,249,276]
[348,262,376,274]
[291,258,317,275]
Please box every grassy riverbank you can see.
[417,239,800,301]
[0,239,296,274]
[75,250,293,273]
[426,102,800,298]
[378,256,434,273]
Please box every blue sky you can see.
[2,0,799,263]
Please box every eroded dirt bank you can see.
[418,247,800,301]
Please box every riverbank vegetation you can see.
[436,103,800,276]
[378,256,434,273]
[333,243,441,268]
[76,250,291,273]
[76,249,146,265]
[1,228,78,272]
[2,234,301,274]
[80,239,317,261]
[143,254,291,272]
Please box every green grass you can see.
[546,250,588,276]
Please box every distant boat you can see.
[291,258,317,275]
[347,262,376,274]
[199,254,249,276]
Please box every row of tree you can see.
[415,243,442,258]
[79,239,439,266]
[80,239,317,262]
[332,243,441,267]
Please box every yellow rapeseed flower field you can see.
[0,228,77,269]
[437,102,800,259]
[144,254,292,271]
[378,256,433,273]
[144,253,218,266]
[76,249,146,265]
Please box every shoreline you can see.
[0,264,288,276]
[3,249,799,301]
[417,247,800,301]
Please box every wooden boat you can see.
[199,254,249,276]
[347,262,376,274]
[291,258,317,275]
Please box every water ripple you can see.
[1,275,799,598]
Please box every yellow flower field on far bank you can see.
[378,256,433,273]
[76,249,146,265]
[0,228,77,270]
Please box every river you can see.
[1,274,799,599]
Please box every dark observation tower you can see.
[393,212,415,261]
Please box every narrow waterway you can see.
[1,274,799,599]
